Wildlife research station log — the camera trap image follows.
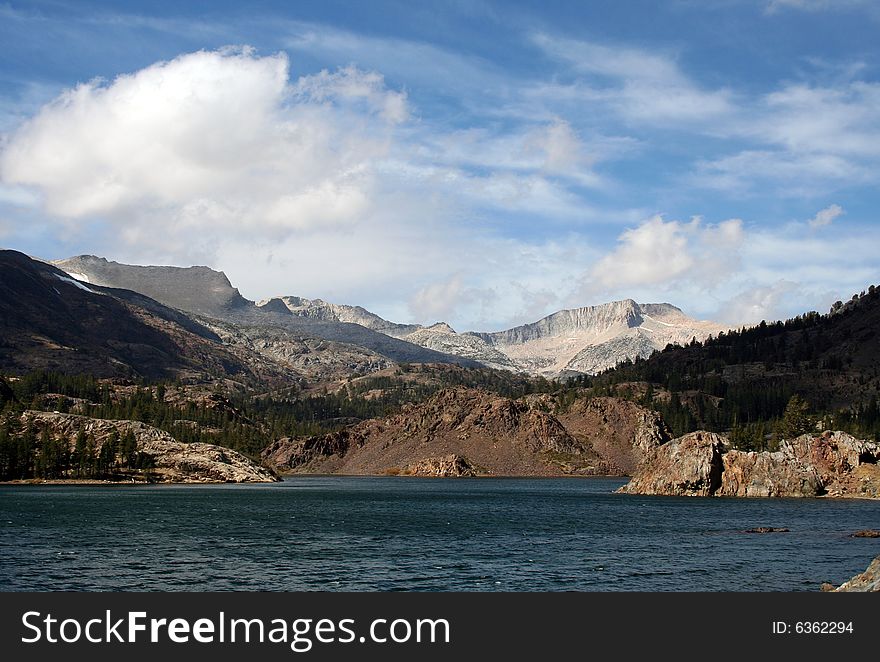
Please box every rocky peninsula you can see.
[12,411,279,483]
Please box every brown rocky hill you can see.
[619,430,880,498]
[18,411,278,483]
[556,396,671,474]
[263,388,669,476]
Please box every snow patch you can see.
[54,273,103,295]
[65,271,91,283]
[641,314,675,327]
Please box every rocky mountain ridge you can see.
[1,249,416,386]
[52,254,479,370]
[0,250,273,381]
[54,254,725,377]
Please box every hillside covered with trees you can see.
[571,285,880,445]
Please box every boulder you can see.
[850,530,880,538]
[742,527,790,534]
[782,431,880,497]
[621,429,879,499]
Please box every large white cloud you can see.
[0,48,400,245]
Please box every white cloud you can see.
[691,80,880,193]
[0,48,400,242]
[408,276,466,322]
[586,215,744,292]
[704,221,880,324]
[530,34,735,126]
[807,203,844,229]
[752,83,880,157]
[691,150,866,196]
[720,281,801,324]
[523,119,582,172]
[292,64,409,123]
[411,119,625,193]
[529,33,880,197]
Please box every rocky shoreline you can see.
[618,429,880,499]
[825,555,880,592]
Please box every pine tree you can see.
[779,395,816,440]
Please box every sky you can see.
[1,0,879,332]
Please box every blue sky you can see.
[1,0,879,330]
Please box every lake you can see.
[1,477,878,591]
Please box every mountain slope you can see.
[54,255,479,368]
[262,387,584,476]
[590,285,880,440]
[52,255,250,318]
[263,388,669,476]
[471,300,724,376]
[0,250,270,380]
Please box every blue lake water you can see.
[1,477,878,591]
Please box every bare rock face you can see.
[262,429,357,472]
[617,431,726,496]
[401,454,476,477]
[717,450,824,497]
[204,320,392,381]
[470,300,725,377]
[557,397,671,475]
[621,429,879,498]
[832,556,880,592]
[783,431,880,498]
[263,387,591,476]
[401,327,519,372]
[20,411,278,483]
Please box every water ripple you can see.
[1,477,878,591]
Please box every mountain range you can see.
[51,254,726,379]
[3,247,878,489]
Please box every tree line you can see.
[0,423,154,481]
